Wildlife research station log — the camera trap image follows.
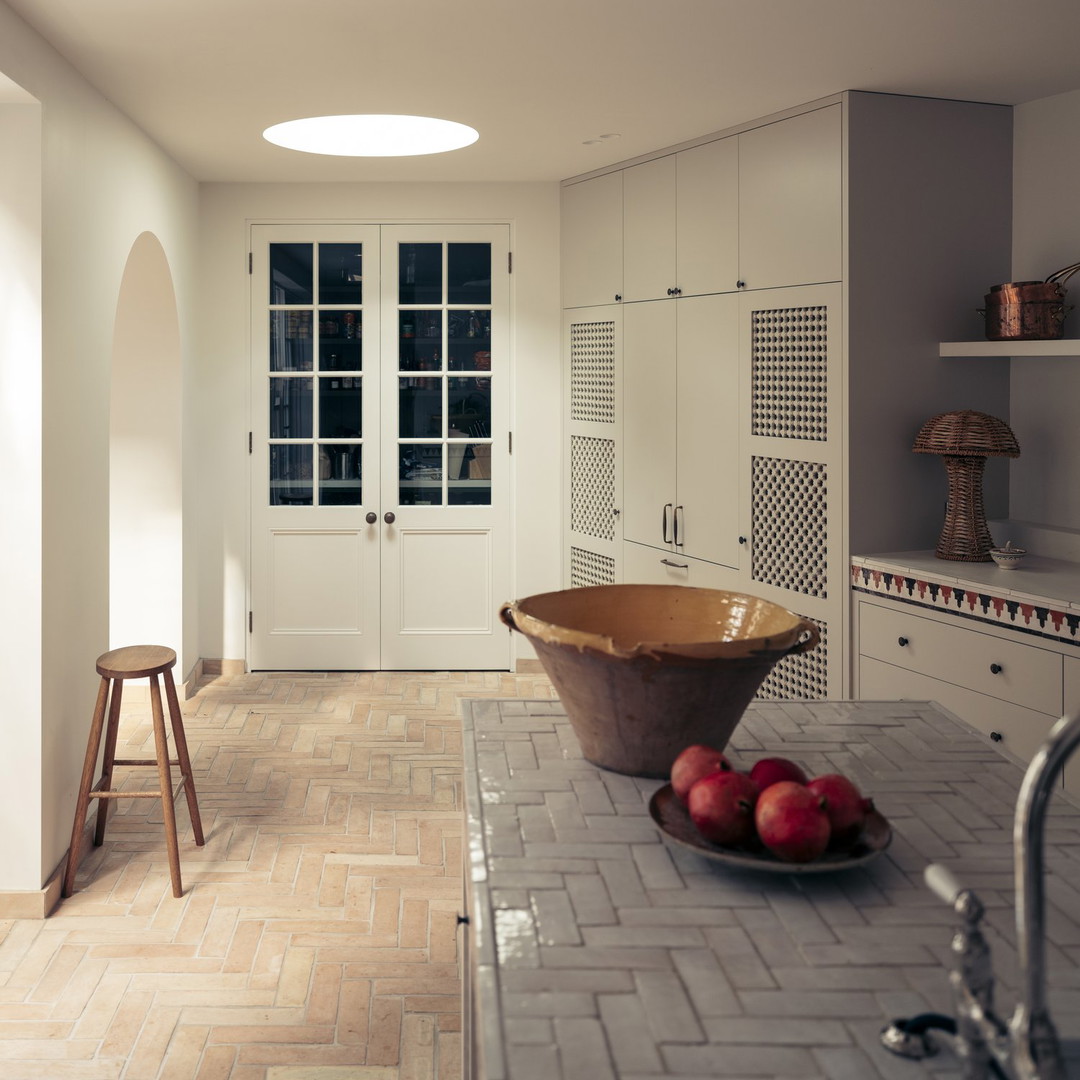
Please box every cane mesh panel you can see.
[756,617,828,700]
[751,456,828,598]
[751,305,828,440]
[570,547,616,588]
[571,436,616,540]
[570,320,616,423]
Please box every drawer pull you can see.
[990,663,1003,675]
[990,731,1003,742]
[897,636,909,647]
[660,558,689,569]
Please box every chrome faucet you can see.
[915,711,1080,1080]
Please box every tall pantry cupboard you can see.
[561,91,1013,699]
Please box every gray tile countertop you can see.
[461,697,1080,1080]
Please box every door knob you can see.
[365,512,377,524]
[384,511,396,524]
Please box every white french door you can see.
[249,224,511,671]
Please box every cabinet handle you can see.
[456,913,470,926]
[990,731,1003,742]
[673,505,684,547]
[612,508,621,517]
[384,511,396,524]
[662,503,673,544]
[615,293,622,302]
[738,535,747,545]
[365,512,377,524]
[736,280,746,289]
[661,558,689,569]
[897,636,909,647]
[990,663,1003,675]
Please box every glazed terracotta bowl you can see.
[500,584,820,777]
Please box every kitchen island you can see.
[461,697,1080,1080]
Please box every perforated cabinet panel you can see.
[571,436,616,541]
[756,616,828,700]
[570,547,616,587]
[570,321,616,423]
[751,305,828,440]
[751,456,829,598]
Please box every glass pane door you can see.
[268,240,365,507]
[396,241,493,507]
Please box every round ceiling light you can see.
[262,114,479,157]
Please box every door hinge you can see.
[248,431,253,454]
[508,251,513,274]
[248,252,253,274]
[508,431,513,454]
[248,611,253,633]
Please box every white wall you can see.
[196,182,562,666]
[0,0,198,892]
[1010,88,1080,533]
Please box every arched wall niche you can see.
[110,231,183,663]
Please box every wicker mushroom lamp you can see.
[913,410,1020,561]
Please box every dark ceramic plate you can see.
[648,783,892,874]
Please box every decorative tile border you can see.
[851,562,1080,646]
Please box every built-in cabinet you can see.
[562,90,1014,701]
[855,589,1078,799]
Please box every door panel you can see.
[379,225,510,670]
[250,223,510,672]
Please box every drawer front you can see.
[860,656,1060,769]
[859,600,1063,716]
[622,541,741,591]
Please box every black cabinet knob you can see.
[990,663,1003,675]
[736,280,746,289]
[384,511,396,524]
[456,913,470,925]
[614,294,622,302]
[738,535,747,545]
[365,512,377,524]
[990,731,1003,742]
[897,636,909,647]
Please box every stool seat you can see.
[96,645,177,680]
[63,644,204,900]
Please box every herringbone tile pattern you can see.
[0,669,557,1080]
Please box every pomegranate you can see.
[671,744,733,804]
[754,781,830,862]
[806,773,869,848]
[687,771,760,847]
[748,756,808,791]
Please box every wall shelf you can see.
[940,339,1080,357]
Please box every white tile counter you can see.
[462,697,1080,1080]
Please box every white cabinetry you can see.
[622,293,740,569]
[560,171,623,308]
[563,91,1013,701]
[737,106,842,291]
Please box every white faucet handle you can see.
[925,863,965,906]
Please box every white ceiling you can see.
[7,0,1080,184]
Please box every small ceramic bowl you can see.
[989,545,1028,569]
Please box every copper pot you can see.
[982,261,1080,340]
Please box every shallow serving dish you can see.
[648,783,892,874]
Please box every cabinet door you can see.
[561,171,624,307]
[676,137,739,296]
[622,301,677,550]
[623,156,677,302]
[675,293,740,568]
[738,105,842,291]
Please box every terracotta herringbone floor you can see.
[0,669,557,1080]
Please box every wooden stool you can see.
[63,645,204,899]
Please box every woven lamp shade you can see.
[913,410,1020,562]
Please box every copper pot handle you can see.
[499,602,520,632]
[786,620,820,656]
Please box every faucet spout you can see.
[1009,711,1080,1080]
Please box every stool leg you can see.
[149,673,183,898]
[94,676,125,847]
[164,667,204,847]
[63,677,111,898]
